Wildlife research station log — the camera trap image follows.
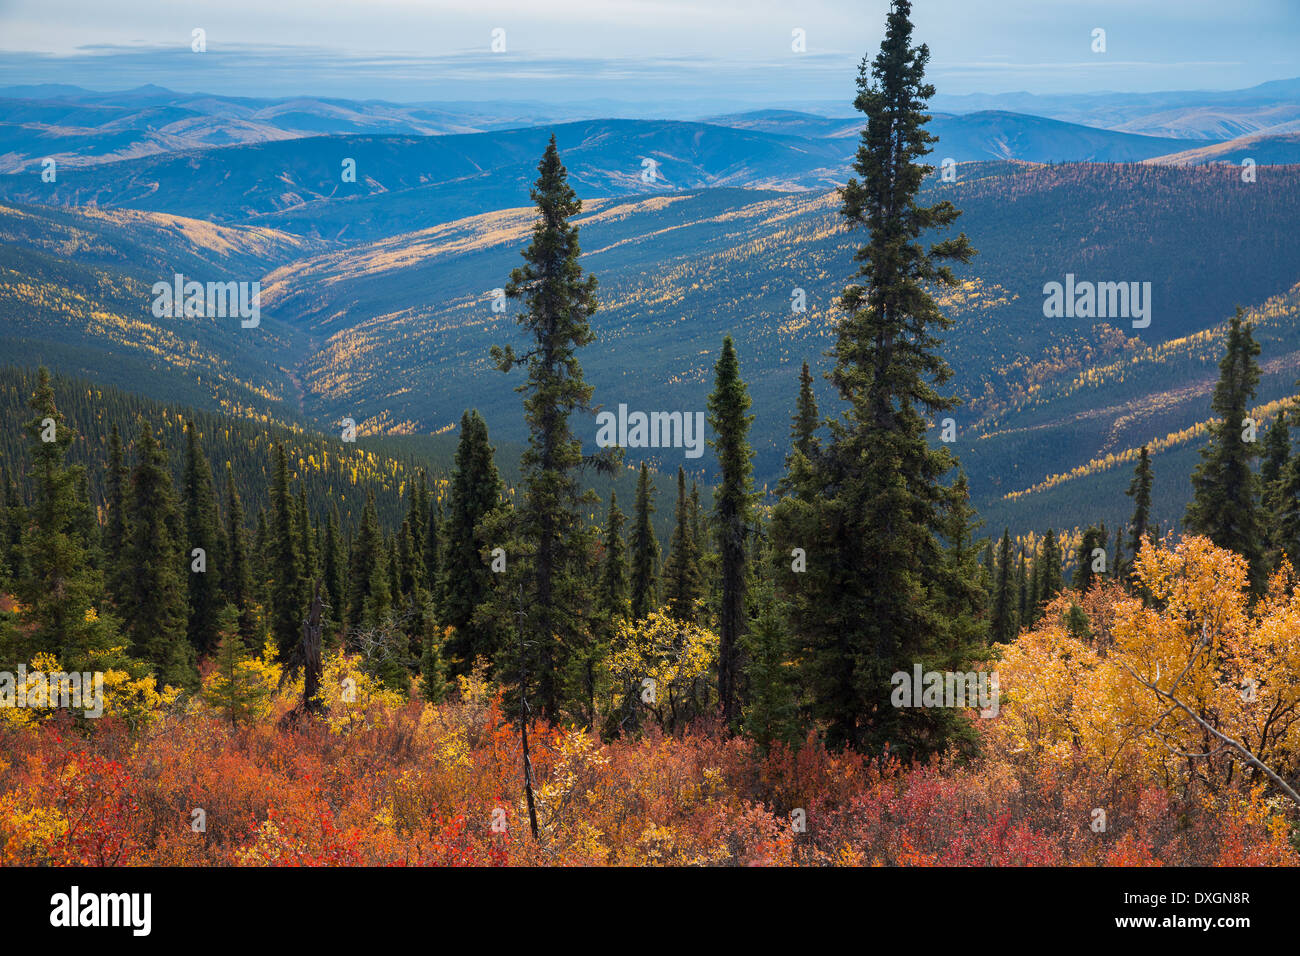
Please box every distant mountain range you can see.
[6,80,1299,179]
[929,77,1300,138]
[0,83,541,171]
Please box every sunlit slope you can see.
[256,162,1300,493]
[0,201,330,274]
[0,202,318,419]
[1144,131,1300,166]
[973,284,1300,534]
[0,120,856,239]
[0,111,1229,241]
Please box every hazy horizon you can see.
[1,0,1297,109]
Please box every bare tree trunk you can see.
[520,696,540,841]
[517,588,540,840]
[719,511,744,729]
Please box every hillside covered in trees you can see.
[2,1,1299,873]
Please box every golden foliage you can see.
[991,536,1300,806]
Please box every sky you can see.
[0,0,1296,107]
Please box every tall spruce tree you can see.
[1260,412,1291,565]
[72,470,98,563]
[1126,444,1154,558]
[223,465,258,646]
[772,0,975,754]
[425,499,444,606]
[708,335,757,729]
[323,506,345,627]
[689,482,706,560]
[662,467,703,622]
[1073,525,1107,594]
[103,424,127,564]
[1038,529,1063,606]
[792,360,820,459]
[629,462,660,620]
[181,420,223,657]
[297,485,318,585]
[103,423,129,608]
[491,135,607,720]
[348,491,390,629]
[991,529,1014,644]
[397,516,434,668]
[1185,309,1265,587]
[441,410,504,670]
[122,423,195,686]
[779,361,822,502]
[600,491,630,618]
[13,368,114,669]
[691,480,720,621]
[268,444,302,657]
[409,473,429,567]
[1015,549,1027,631]
[254,508,270,607]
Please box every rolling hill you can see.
[0,202,315,419]
[239,162,1300,495]
[973,283,1300,536]
[0,84,503,173]
[930,77,1300,139]
[0,108,1223,242]
[1145,131,1300,166]
[3,93,1300,541]
[0,120,854,239]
